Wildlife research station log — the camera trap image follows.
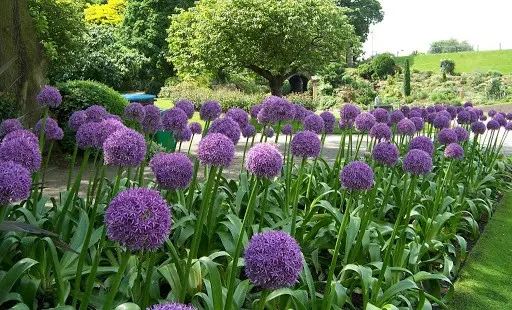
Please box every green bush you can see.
[486,70,503,78]
[282,80,292,95]
[0,92,19,120]
[403,59,411,96]
[370,53,397,79]
[486,78,508,100]
[353,80,376,107]
[440,59,455,75]
[316,96,338,110]
[286,93,317,110]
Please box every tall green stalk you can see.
[66,144,79,191]
[39,140,54,199]
[290,157,307,237]
[103,250,131,310]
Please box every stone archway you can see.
[288,74,309,93]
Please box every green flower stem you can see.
[290,157,307,237]
[425,161,453,240]
[180,166,218,302]
[380,168,396,217]
[274,121,282,144]
[240,138,250,174]
[284,155,294,216]
[346,127,353,162]
[260,125,267,142]
[250,132,257,147]
[85,150,100,206]
[38,106,48,153]
[103,250,131,310]
[207,167,224,241]
[224,178,261,310]
[354,133,364,160]
[178,141,183,152]
[141,252,156,309]
[66,144,79,191]
[187,134,195,156]
[282,134,289,170]
[0,205,9,225]
[125,166,132,188]
[39,140,54,199]
[186,159,200,212]
[305,157,318,199]
[203,120,211,138]
[257,289,270,310]
[258,178,270,232]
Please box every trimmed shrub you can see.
[440,59,455,75]
[403,59,411,96]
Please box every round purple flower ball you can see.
[372,142,399,167]
[76,122,102,149]
[96,119,126,147]
[105,188,171,251]
[426,113,436,124]
[433,115,450,129]
[339,161,374,190]
[303,114,324,134]
[454,126,469,142]
[34,118,64,141]
[0,138,41,173]
[390,110,405,124]
[124,102,145,123]
[106,114,122,122]
[409,110,422,118]
[355,112,376,132]
[258,96,295,123]
[457,110,471,124]
[290,131,321,158]
[401,105,411,116]
[3,130,39,147]
[320,111,336,134]
[437,110,451,120]
[479,115,488,121]
[245,143,283,178]
[463,101,473,108]
[493,114,507,127]
[68,111,87,132]
[142,105,162,134]
[488,109,497,117]
[338,118,353,130]
[0,119,23,139]
[340,104,361,121]
[403,149,433,175]
[174,126,193,142]
[250,104,264,119]
[242,125,256,138]
[372,108,390,123]
[0,161,31,205]
[208,117,241,145]
[189,122,202,135]
[175,99,195,119]
[434,104,445,112]
[85,105,107,123]
[506,113,512,121]
[265,126,275,138]
[281,124,293,136]
[506,122,512,131]
[397,118,416,136]
[487,119,500,130]
[162,108,188,132]
[103,128,147,167]
[444,143,464,160]
[426,106,436,114]
[437,128,458,145]
[446,106,457,119]
[147,302,196,310]
[294,104,307,122]
[409,117,424,132]
[200,100,222,121]
[197,133,235,167]
[36,85,62,108]
[409,136,434,155]
[150,153,193,190]
[226,108,249,128]
[244,230,303,290]
[471,121,486,135]
[369,123,392,141]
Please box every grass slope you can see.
[450,193,512,309]
[397,50,512,73]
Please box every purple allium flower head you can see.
[426,106,436,114]
[0,119,23,139]
[85,105,107,123]
[245,143,283,178]
[408,110,422,118]
[105,188,171,251]
[320,111,336,134]
[437,128,458,145]
[189,122,202,135]
[147,302,196,310]
[303,114,324,134]
[34,118,64,141]
[3,130,39,147]
[281,124,293,136]
[433,115,451,129]
[397,118,416,136]
[36,85,62,108]
[506,122,512,131]
[208,117,241,144]
[390,110,405,124]
[454,126,469,142]
[174,126,192,142]
[434,104,444,112]
[355,112,376,132]
[409,136,434,155]
[426,113,436,124]
[103,128,147,167]
[96,119,126,146]
[372,142,399,167]
[493,114,507,127]
[456,106,464,113]
[463,101,473,108]
[290,131,321,158]
[76,122,102,149]
[265,126,275,138]
[409,117,424,132]
[471,121,486,135]
[469,110,478,123]
[68,111,87,132]
[242,125,256,138]
[198,133,235,167]
[340,104,361,121]
[0,138,41,173]
[457,110,471,124]
[250,104,264,119]
[488,109,497,117]
[400,105,410,116]
[149,153,193,190]
[479,115,488,121]
[142,105,162,134]
[403,149,433,175]
[244,230,303,290]
[444,143,464,160]
[200,100,222,121]
[175,99,195,119]
[226,108,249,128]
[124,102,145,123]
[372,108,390,123]
[258,96,295,123]
[162,108,188,132]
[338,118,353,130]
[105,114,122,122]
[369,123,392,141]
[487,119,500,130]
[507,113,512,121]
[0,161,31,205]
[339,161,374,190]
[293,104,307,121]
[437,110,451,120]
[446,106,457,119]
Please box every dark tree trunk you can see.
[268,76,284,97]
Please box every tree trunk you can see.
[268,77,284,97]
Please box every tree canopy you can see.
[168,0,358,96]
[429,39,474,54]
[336,0,383,42]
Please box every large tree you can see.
[429,39,474,54]
[168,0,358,96]
[336,0,383,42]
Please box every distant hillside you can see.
[396,50,512,74]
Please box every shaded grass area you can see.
[450,193,512,310]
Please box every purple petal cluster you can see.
[197,133,235,167]
[149,153,193,190]
[105,188,171,251]
[208,117,241,144]
[409,136,434,155]
[290,131,321,158]
[226,108,249,128]
[250,104,264,119]
[403,149,433,175]
[446,106,457,119]
[36,85,62,108]
[444,143,464,160]
[487,119,500,130]
[200,101,222,121]
[372,142,399,167]
[401,105,410,116]
[369,123,392,141]
[174,126,193,142]
[162,108,188,132]
[390,110,405,124]
[471,121,486,135]
[339,161,374,190]
[245,143,283,178]
[265,126,274,138]
[457,110,471,124]
[355,113,376,132]
[258,96,295,123]
[124,102,145,123]
[242,125,256,138]
[76,122,103,149]
[3,130,39,147]
[281,124,293,136]
[320,111,336,134]
[488,109,497,117]
[0,138,41,173]
[147,303,196,310]
[396,119,416,136]
[437,129,458,145]
[372,108,390,123]
[0,119,23,139]
[142,105,162,134]
[103,128,147,167]
[506,122,512,131]
[244,230,303,290]
[303,114,325,134]
[507,113,512,121]
[189,122,202,135]
[68,111,87,132]
[175,99,195,119]
[454,126,469,142]
[433,115,450,129]
[340,104,361,121]
[338,118,353,130]
[0,161,31,204]
[409,117,424,132]
[34,118,64,141]
[85,105,107,123]
[493,114,507,127]
[463,101,473,108]
[294,104,307,121]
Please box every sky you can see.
[363,0,512,57]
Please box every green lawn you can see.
[396,49,512,73]
[450,193,512,309]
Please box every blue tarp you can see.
[121,93,156,102]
